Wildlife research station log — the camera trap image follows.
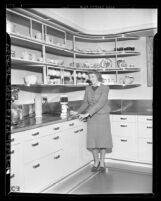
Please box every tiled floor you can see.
[44,162,152,195]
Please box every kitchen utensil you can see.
[24,75,38,85]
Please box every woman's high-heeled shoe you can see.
[91,162,100,172]
[99,163,106,173]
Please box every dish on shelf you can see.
[100,58,112,68]
[117,59,128,68]
[24,75,38,85]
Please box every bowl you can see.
[24,75,38,85]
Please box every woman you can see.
[71,70,113,173]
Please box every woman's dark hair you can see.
[88,70,103,82]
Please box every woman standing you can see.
[71,70,113,173]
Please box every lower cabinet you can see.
[10,144,24,192]
[112,136,138,161]
[138,138,152,163]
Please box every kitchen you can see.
[6,8,157,195]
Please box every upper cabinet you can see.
[7,8,155,90]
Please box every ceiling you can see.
[32,8,157,36]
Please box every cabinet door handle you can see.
[53,127,60,130]
[33,163,40,168]
[10,150,15,154]
[146,118,152,121]
[10,174,15,179]
[11,138,15,142]
[32,132,39,136]
[147,141,152,144]
[54,154,60,159]
[69,123,74,126]
[53,136,59,140]
[32,142,39,147]
[74,130,79,133]
[79,129,83,132]
[121,139,127,142]
[147,126,152,129]
[120,118,127,120]
[120,125,127,127]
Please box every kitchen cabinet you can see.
[10,144,24,192]
[7,8,142,89]
[110,115,138,161]
[11,119,92,193]
[137,115,152,163]
[109,114,152,164]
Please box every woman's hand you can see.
[79,113,90,121]
[70,110,78,116]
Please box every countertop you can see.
[11,114,79,134]
[11,110,152,134]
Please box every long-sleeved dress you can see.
[77,84,113,153]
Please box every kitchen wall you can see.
[33,8,157,35]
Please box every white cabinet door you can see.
[112,136,138,161]
[77,125,92,166]
[23,132,62,164]
[138,123,152,139]
[24,154,54,193]
[138,138,152,163]
[10,144,24,192]
[111,122,137,138]
[61,127,80,174]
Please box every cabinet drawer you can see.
[63,119,87,130]
[112,136,137,161]
[138,138,152,163]
[111,115,137,123]
[138,123,152,138]
[21,124,62,141]
[11,132,23,145]
[24,149,65,193]
[138,115,152,123]
[24,155,54,192]
[10,144,22,170]
[111,122,136,137]
[23,133,62,163]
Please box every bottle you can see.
[60,95,68,119]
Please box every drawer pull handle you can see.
[120,125,127,127]
[54,127,60,130]
[147,141,152,144]
[53,136,59,140]
[69,123,74,126]
[74,130,79,133]
[79,129,83,132]
[10,150,15,154]
[33,163,40,168]
[11,138,15,142]
[54,155,60,159]
[146,118,152,121]
[120,118,127,120]
[32,142,39,147]
[147,126,152,129]
[10,174,15,179]
[32,132,39,136]
[121,139,127,142]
